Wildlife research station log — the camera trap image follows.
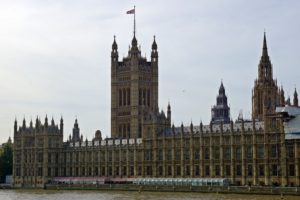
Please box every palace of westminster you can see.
[12,27,300,187]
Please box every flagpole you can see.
[134,5,136,37]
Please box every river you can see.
[0,189,298,200]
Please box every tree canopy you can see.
[0,142,13,183]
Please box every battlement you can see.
[164,121,264,136]
[67,138,143,149]
[14,116,63,136]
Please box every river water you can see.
[0,190,298,200]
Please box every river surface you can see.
[0,189,298,200]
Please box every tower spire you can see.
[262,31,269,58]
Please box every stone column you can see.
[230,121,235,183]
[280,121,287,186]
[190,124,194,177]
[209,123,214,177]
[172,129,175,178]
[180,124,184,177]
[241,120,246,185]
[220,123,224,177]
[252,121,258,185]
[162,134,166,177]
[264,125,270,185]
[134,138,137,177]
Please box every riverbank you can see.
[44,184,300,196]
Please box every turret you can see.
[151,35,158,61]
[130,35,139,57]
[190,121,193,133]
[14,118,17,134]
[60,116,64,134]
[211,81,230,124]
[111,35,118,60]
[22,118,26,129]
[167,102,171,126]
[72,118,80,142]
[44,115,48,128]
[293,88,298,107]
[51,117,55,126]
[280,86,285,106]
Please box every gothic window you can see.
[195,165,200,176]
[127,88,130,105]
[147,89,150,106]
[257,145,264,159]
[287,146,294,158]
[204,148,209,159]
[236,147,241,160]
[236,165,241,176]
[176,166,181,176]
[147,166,152,176]
[185,149,190,160]
[289,165,295,176]
[127,123,131,138]
[130,166,134,176]
[167,150,172,161]
[145,150,152,161]
[38,152,43,163]
[95,167,98,176]
[138,166,142,176]
[168,166,172,176]
[271,164,278,176]
[48,168,51,177]
[175,150,181,160]
[224,147,231,160]
[123,124,126,138]
[225,165,231,176]
[158,149,163,161]
[88,167,92,176]
[205,166,210,176]
[186,166,190,176]
[138,123,142,138]
[119,89,122,106]
[247,164,253,176]
[214,147,220,160]
[270,144,278,158]
[139,89,142,105]
[108,166,112,176]
[123,89,126,106]
[143,89,146,105]
[215,165,220,176]
[48,153,51,163]
[246,145,252,159]
[194,149,200,160]
[259,165,264,176]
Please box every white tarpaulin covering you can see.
[276,106,300,139]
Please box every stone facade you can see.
[111,34,160,139]
[12,33,300,188]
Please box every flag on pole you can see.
[126,8,135,14]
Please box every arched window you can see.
[119,89,122,106]
[127,88,130,105]
[123,89,126,106]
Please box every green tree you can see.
[0,142,13,183]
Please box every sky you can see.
[1,0,300,143]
